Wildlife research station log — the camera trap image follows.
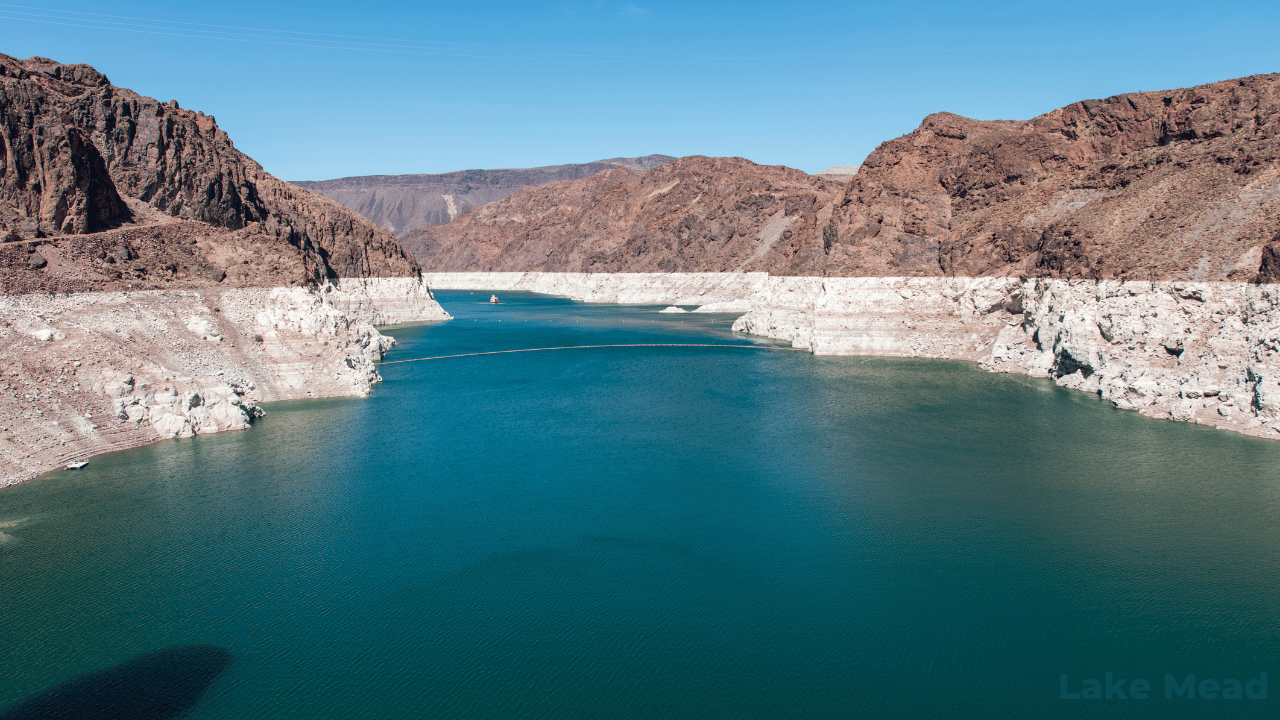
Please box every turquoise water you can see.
[2,290,1279,718]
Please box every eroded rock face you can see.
[404,156,846,275]
[0,54,422,283]
[0,281,450,486]
[410,74,1280,282]
[293,155,678,236]
[0,57,129,234]
[828,76,1280,280]
[726,276,1280,438]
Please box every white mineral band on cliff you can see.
[423,272,1280,441]
[0,278,450,487]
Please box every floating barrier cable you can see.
[376,343,805,365]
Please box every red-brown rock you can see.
[0,54,422,285]
[404,156,845,274]
[410,74,1280,281]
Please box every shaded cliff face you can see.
[410,74,1280,281]
[0,54,422,286]
[403,156,846,274]
[292,155,677,236]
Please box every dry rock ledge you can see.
[0,278,449,487]
[425,272,1280,441]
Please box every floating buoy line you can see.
[376,343,806,365]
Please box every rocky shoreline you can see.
[7,268,1276,486]
[0,278,450,487]
[424,271,1280,441]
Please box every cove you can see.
[1,290,1278,719]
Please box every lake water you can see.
[2,291,1278,719]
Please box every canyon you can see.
[408,73,1280,441]
[5,53,1280,482]
[0,54,450,485]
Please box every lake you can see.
[2,290,1278,718]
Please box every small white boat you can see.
[490,294,499,303]
[66,461,87,470]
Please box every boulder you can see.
[150,408,193,438]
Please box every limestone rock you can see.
[150,407,192,438]
[0,282,450,487]
[185,315,222,341]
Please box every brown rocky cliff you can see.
[0,59,128,235]
[0,54,421,282]
[410,74,1280,281]
[404,156,846,274]
[827,74,1280,280]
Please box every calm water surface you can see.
[1,291,1278,718]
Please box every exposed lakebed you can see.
[1,291,1278,718]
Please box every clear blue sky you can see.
[1,1,1277,180]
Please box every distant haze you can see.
[816,165,859,176]
[291,155,677,237]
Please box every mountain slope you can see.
[403,156,845,275]
[831,74,1280,280]
[0,54,422,293]
[410,74,1280,281]
[292,155,676,236]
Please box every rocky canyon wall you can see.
[0,54,424,283]
[420,271,769,310]
[410,74,1280,443]
[0,54,455,487]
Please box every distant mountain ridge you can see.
[292,155,677,237]
[402,156,845,275]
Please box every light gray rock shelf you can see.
[425,272,1280,441]
[0,277,450,487]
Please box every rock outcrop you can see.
[404,157,846,275]
[292,155,676,236]
[0,277,450,486]
[730,277,1280,439]
[826,75,1280,279]
[0,53,423,284]
[424,271,1280,441]
[410,74,1280,283]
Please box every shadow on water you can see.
[0,646,230,720]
